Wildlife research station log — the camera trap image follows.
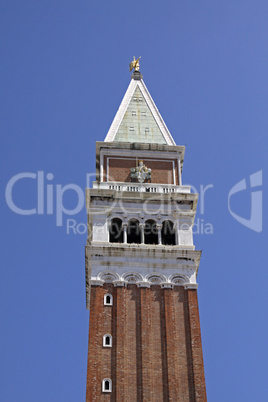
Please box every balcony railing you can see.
[92,181,191,194]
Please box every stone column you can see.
[122,222,127,244]
[140,223,145,244]
[157,224,162,245]
[175,221,180,245]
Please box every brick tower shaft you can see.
[86,285,206,400]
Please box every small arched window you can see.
[103,334,112,347]
[102,378,112,393]
[109,218,123,243]
[104,293,113,306]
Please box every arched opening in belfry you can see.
[144,219,158,245]
[161,220,176,245]
[127,219,141,244]
[109,218,123,243]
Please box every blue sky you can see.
[1,0,267,400]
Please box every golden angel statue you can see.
[129,56,141,72]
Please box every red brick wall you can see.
[103,156,178,185]
[86,285,206,401]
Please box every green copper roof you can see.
[113,86,167,144]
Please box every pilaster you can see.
[163,288,180,399]
[187,289,207,401]
[113,286,127,401]
[86,286,103,401]
[139,287,153,400]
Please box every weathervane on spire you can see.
[129,56,141,72]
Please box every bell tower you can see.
[85,61,207,401]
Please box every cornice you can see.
[89,270,197,290]
[86,243,200,259]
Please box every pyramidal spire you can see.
[104,58,176,145]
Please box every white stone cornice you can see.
[88,187,198,209]
[184,283,198,290]
[113,280,127,287]
[89,270,196,289]
[87,244,200,263]
[86,268,198,305]
[137,281,151,288]
[85,243,200,309]
[90,279,104,286]
[99,148,183,160]
[161,283,174,289]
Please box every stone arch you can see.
[146,272,167,284]
[169,274,189,286]
[122,272,143,284]
[98,271,120,283]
